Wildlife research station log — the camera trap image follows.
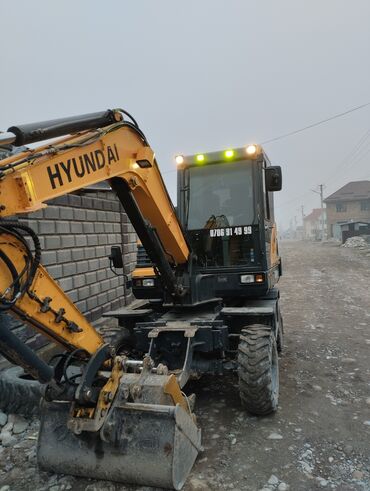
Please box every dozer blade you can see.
[37,374,201,490]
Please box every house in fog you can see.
[324,181,370,239]
[303,208,326,240]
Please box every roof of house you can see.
[339,221,370,227]
[324,181,370,203]
[303,208,324,222]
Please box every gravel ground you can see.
[0,240,369,491]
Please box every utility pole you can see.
[312,185,325,241]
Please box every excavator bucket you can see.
[37,373,201,490]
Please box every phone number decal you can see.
[209,226,252,237]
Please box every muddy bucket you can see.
[37,398,201,490]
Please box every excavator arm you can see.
[0,110,199,490]
[0,110,190,360]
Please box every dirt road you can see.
[185,240,370,491]
[0,241,369,490]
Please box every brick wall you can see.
[1,188,137,362]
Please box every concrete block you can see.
[98,235,108,245]
[73,275,85,288]
[73,208,86,221]
[96,270,107,282]
[88,259,100,270]
[94,223,105,233]
[107,290,116,302]
[92,198,102,210]
[85,271,97,284]
[78,285,90,300]
[97,210,106,221]
[59,207,74,220]
[71,222,83,234]
[71,248,84,261]
[82,197,93,209]
[84,248,96,259]
[57,250,72,263]
[44,206,60,220]
[86,210,97,221]
[67,289,78,302]
[47,264,63,279]
[97,292,108,305]
[63,262,77,276]
[110,298,124,311]
[83,222,94,233]
[61,235,75,248]
[90,283,101,296]
[56,221,70,234]
[87,296,98,310]
[86,306,103,322]
[28,209,44,219]
[100,279,111,292]
[45,236,61,250]
[68,195,82,207]
[75,235,87,247]
[39,221,56,234]
[75,300,87,312]
[58,277,73,291]
[99,257,109,269]
[52,195,69,206]
[21,220,38,234]
[102,200,112,211]
[95,246,106,258]
[77,261,89,274]
[87,235,99,246]
[41,250,57,266]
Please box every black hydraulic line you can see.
[0,221,41,293]
[0,312,54,383]
[7,110,121,146]
[0,249,20,308]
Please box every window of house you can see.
[360,200,370,211]
[336,202,347,212]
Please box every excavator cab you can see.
[133,145,282,303]
[177,145,282,300]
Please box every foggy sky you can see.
[1,0,370,229]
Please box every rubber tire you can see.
[238,324,279,415]
[0,366,43,416]
[276,312,284,354]
[99,326,132,355]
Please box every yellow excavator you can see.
[0,108,283,490]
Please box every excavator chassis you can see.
[38,371,201,490]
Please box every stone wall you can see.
[1,188,137,361]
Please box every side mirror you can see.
[109,246,123,269]
[266,166,282,192]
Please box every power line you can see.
[323,128,370,183]
[162,100,370,179]
[261,101,370,145]
[323,131,370,189]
